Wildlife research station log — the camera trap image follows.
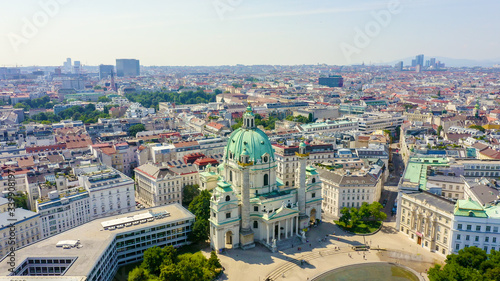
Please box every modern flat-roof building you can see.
[0,204,194,281]
[98,64,114,80]
[297,119,358,134]
[116,59,140,77]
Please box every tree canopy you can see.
[468,125,485,133]
[14,95,55,110]
[27,104,110,124]
[428,247,500,281]
[125,90,217,110]
[188,190,211,242]
[285,114,314,124]
[182,184,200,207]
[232,114,279,131]
[128,124,147,137]
[128,246,222,281]
[336,202,386,233]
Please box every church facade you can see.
[205,106,322,252]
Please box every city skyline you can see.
[1,0,499,67]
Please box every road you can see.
[380,149,405,222]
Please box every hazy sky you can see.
[0,0,499,66]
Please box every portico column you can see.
[272,222,275,241]
[295,216,299,234]
[285,219,289,239]
[266,223,270,244]
[278,221,282,240]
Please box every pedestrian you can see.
[310,243,312,247]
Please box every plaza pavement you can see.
[207,221,445,281]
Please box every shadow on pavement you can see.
[379,225,398,234]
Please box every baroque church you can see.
[203,106,322,252]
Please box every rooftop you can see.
[0,204,194,277]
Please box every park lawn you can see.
[335,220,382,234]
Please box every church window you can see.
[312,178,316,183]
[226,212,231,219]
[225,195,230,202]
[253,221,258,228]
[254,206,258,211]
[312,192,316,198]
[263,156,268,163]
[213,212,216,217]
[230,171,233,182]
[264,174,269,186]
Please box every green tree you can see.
[207,251,222,270]
[437,125,443,136]
[142,246,167,276]
[368,202,387,221]
[128,267,149,281]
[428,247,497,281]
[469,125,485,133]
[128,124,146,137]
[339,207,351,225]
[188,190,211,242]
[182,184,200,207]
[11,193,28,210]
[176,252,215,281]
[14,103,30,110]
[98,96,111,103]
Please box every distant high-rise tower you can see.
[116,59,140,77]
[63,58,72,72]
[395,61,403,71]
[318,75,343,87]
[99,65,114,80]
[411,59,417,67]
[430,58,436,68]
[415,54,424,67]
[73,61,81,74]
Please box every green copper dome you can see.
[225,127,275,163]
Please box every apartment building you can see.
[134,163,184,207]
[36,187,91,238]
[0,208,41,258]
[318,165,383,218]
[273,143,335,188]
[75,164,135,218]
[427,175,465,200]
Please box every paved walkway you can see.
[210,221,444,281]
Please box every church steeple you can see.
[242,105,255,129]
[474,98,480,118]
